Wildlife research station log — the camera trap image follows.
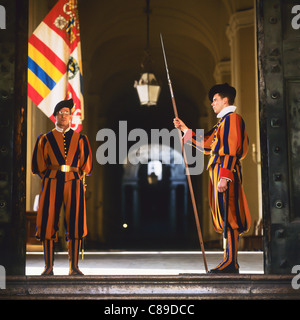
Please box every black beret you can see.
[208,83,236,102]
[53,98,74,116]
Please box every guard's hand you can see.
[217,178,228,193]
[173,117,188,132]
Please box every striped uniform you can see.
[184,111,251,234]
[183,111,251,271]
[32,128,92,241]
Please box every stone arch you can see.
[121,143,189,248]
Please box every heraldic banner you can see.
[28,0,84,132]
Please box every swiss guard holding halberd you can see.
[174,83,251,274]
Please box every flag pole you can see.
[160,34,208,273]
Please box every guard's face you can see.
[211,93,227,114]
[56,107,72,129]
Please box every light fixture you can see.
[134,0,161,106]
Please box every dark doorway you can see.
[121,144,189,249]
[138,163,171,236]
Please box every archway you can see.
[19,0,265,276]
[121,144,189,249]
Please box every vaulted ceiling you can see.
[78,0,253,127]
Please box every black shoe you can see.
[69,267,84,276]
[207,266,239,274]
[41,267,54,276]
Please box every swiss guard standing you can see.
[174,83,251,274]
[32,98,92,276]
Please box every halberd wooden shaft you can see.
[160,34,208,273]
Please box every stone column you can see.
[226,9,255,113]
[226,8,262,234]
[213,60,231,84]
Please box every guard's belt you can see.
[49,165,79,173]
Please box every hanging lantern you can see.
[134,0,161,106]
[134,73,161,106]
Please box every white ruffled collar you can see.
[217,105,237,118]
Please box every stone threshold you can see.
[1,274,299,299]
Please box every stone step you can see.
[1,274,299,299]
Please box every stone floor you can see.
[3,251,298,299]
[26,250,264,275]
